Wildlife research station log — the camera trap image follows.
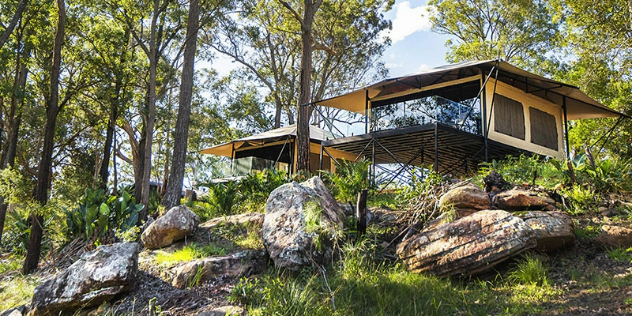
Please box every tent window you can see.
[530,107,558,150]
[494,94,525,140]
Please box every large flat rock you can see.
[397,210,536,277]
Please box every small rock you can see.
[29,243,139,316]
[520,211,575,252]
[493,188,555,211]
[171,250,267,289]
[439,183,489,211]
[397,210,536,276]
[263,176,344,271]
[483,170,510,192]
[141,205,200,249]
[595,225,632,248]
[198,305,245,316]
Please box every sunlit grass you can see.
[154,243,227,266]
[0,274,38,311]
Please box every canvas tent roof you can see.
[317,59,628,120]
[200,124,335,157]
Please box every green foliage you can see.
[561,184,598,215]
[323,159,371,203]
[398,168,445,202]
[574,224,601,240]
[237,169,289,210]
[65,188,143,245]
[206,181,239,216]
[569,154,632,193]
[477,155,564,189]
[507,254,550,286]
[607,247,632,263]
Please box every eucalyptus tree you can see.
[23,0,66,274]
[207,0,392,172]
[549,0,632,158]
[429,0,560,66]
[0,0,29,50]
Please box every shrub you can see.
[323,159,371,203]
[507,253,549,286]
[65,188,143,245]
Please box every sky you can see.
[380,0,451,77]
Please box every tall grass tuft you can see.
[507,253,550,286]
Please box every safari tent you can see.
[200,124,357,175]
[315,59,628,178]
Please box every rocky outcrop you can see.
[263,176,344,271]
[595,225,632,248]
[171,249,267,289]
[1,306,26,316]
[29,243,139,316]
[438,183,489,213]
[493,188,555,211]
[141,205,199,249]
[397,210,536,277]
[520,211,575,252]
[199,213,264,230]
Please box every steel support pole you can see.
[371,139,376,186]
[319,143,324,171]
[434,123,439,172]
[365,89,369,134]
[563,96,570,160]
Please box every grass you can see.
[574,224,601,240]
[0,274,39,311]
[608,247,632,262]
[154,243,227,266]
[507,253,549,286]
[229,238,563,316]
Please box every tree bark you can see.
[161,0,200,209]
[23,0,65,274]
[0,0,29,50]
[294,0,319,173]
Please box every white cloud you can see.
[385,62,403,69]
[418,63,430,71]
[385,2,433,44]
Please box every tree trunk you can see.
[161,0,199,209]
[0,30,29,245]
[99,102,117,186]
[140,0,161,221]
[0,0,29,50]
[23,0,65,274]
[295,0,316,173]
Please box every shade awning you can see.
[316,59,628,120]
[200,124,335,157]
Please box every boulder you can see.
[520,211,575,252]
[439,183,489,212]
[141,205,199,249]
[171,249,267,288]
[199,213,264,230]
[493,188,555,211]
[29,243,139,316]
[263,176,344,271]
[397,210,536,277]
[595,225,632,248]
